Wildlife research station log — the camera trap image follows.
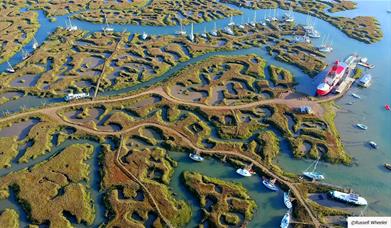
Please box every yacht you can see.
[32,37,38,50]
[251,12,257,27]
[189,152,204,162]
[141,32,148,40]
[228,16,235,26]
[271,8,278,21]
[223,26,234,35]
[263,178,278,191]
[356,123,368,130]
[369,141,377,149]
[284,191,292,209]
[201,27,208,38]
[176,20,187,36]
[302,159,325,181]
[66,17,78,31]
[102,14,114,33]
[211,22,218,36]
[236,168,254,177]
[6,61,15,73]
[318,35,333,53]
[188,23,194,42]
[239,16,245,29]
[64,92,90,101]
[280,212,290,228]
[358,73,372,87]
[329,191,368,206]
[283,7,295,22]
[22,48,31,60]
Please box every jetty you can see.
[334,55,358,94]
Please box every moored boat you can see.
[280,212,290,228]
[369,141,377,149]
[302,159,325,181]
[356,123,368,130]
[351,93,361,99]
[316,60,347,96]
[64,92,90,101]
[236,168,253,177]
[328,191,368,206]
[384,163,391,171]
[385,104,390,111]
[141,32,148,40]
[263,178,278,191]
[189,152,204,162]
[283,191,292,209]
[6,61,15,73]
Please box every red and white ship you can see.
[316,60,347,96]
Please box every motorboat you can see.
[385,104,390,111]
[283,191,292,209]
[228,16,235,26]
[358,73,372,87]
[329,191,368,206]
[223,26,234,35]
[369,141,377,149]
[189,152,204,162]
[263,178,278,191]
[356,123,368,130]
[236,168,253,177]
[384,163,391,171]
[280,212,290,228]
[351,93,361,99]
[32,37,38,50]
[302,159,325,181]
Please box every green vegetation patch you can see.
[183,171,256,227]
[0,209,19,228]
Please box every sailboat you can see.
[188,23,194,41]
[302,158,325,180]
[66,17,78,31]
[263,178,278,191]
[176,20,187,36]
[239,16,245,29]
[201,27,208,38]
[211,22,218,36]
[265,9,271,22]
[6,61,15,73]
[32,36,38,50]
[237,164,256,177]
[280,212,290,228]
[102,14,114,33]
[261,13,266,26]
[318,34,333,53]
[283,191,292,209]
[271,8,278,21]
[250,12,257,27]
[228,15,235,26]
[22,48,31,60]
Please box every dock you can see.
[335,77,355,94]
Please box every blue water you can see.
[0,1,390,226]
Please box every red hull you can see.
[316,88,331,96]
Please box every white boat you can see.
[189,152,204,162]
[66,17,78,31]
[329,191,368,206]
[356,123,368,130]
[358,73,372,88]
[369,141,377,149]
[176,20,187,36]
[102,14,114,33]
[239,16,245,29]
[141,32,148,40]
[280,212,290,228]
[223,26,234,35]
[360,57,368,63]
[6,61,15,73]
[211,22,217,36]
[32,37,38,50]
[64,92,90,101]
[271,8,278,21]
[228,16,235,26]
[188,23,194,41]
[283,191,292,209]
[302,159,325,181]
[201,27,208,38]
[263,179,278,191]
[236,168,253,177]
[351,93,361,99]
[318,35,333,53]
[251,12,257,27]
[283,7,295,22]
[22,48,31,60]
